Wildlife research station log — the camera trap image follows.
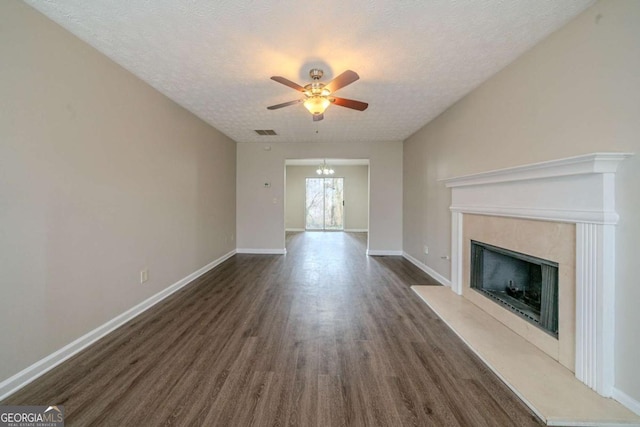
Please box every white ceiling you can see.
[24,0,594,144]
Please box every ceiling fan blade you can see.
[325,70,360,94]
[270,76,305,92]
[330,97,368,111]
[267,99,303,110]
[313,113,324,122]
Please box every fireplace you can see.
[470,241,558,337]
[443,153,632,397]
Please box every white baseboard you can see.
[236,248,287,255]
[402,252,451,287]
[285,228,305,232]
[366,249,403,256]
[0,249,236,401]
[613,387,640,416]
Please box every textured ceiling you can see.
[24,0,594,144]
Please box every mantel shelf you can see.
[440,152,633,188]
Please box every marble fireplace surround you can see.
[442,152,632,398]
[461,214,576,371]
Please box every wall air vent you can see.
[254,130,277,136]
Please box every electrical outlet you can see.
[423,245,429,255]
[140,269,149,284]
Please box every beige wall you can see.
[286,165,369,231]
[403,0,640,405]
[0,1,236,383]
[237,142,401,253]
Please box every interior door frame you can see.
[283,158,370,253]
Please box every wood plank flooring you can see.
[2,232,543,426]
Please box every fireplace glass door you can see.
[470,240,559,337]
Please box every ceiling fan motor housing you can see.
[304,82,329,97]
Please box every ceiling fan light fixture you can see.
[303,96,330,115]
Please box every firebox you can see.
[470,240,559,338]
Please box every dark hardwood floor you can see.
[3,232,542,426]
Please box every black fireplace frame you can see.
[470,240,559,338]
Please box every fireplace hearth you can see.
[470,240,559,337]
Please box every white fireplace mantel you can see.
[440,152,633,398]
[441,152,631,188]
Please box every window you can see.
[305,177,344,230]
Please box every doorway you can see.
[305,177,344,230]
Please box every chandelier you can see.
[316,160,335,175]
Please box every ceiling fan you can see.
[267,68,368,121]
